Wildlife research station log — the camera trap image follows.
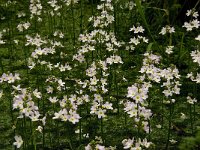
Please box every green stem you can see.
[71,1,76,49]
[190,104,193,134]
[79,106,82,144]
[165,100,172,150]
[33,128,37,150]
[101,118,103,142]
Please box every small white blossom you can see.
[195,35,200,41]
[187,96,197,104]
[159,26,175,35]
[13,135,23,148]
[165,46,174,54]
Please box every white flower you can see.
[46,86,53,93]
[183,22,193,31]
[159,26,175,35]
[0,40,5,44]
[183,19,200,31]
[192,11,199,18]
[141,138,152,148]
[75,129,80,134]
[186,9,199,18]
[85,144,92,150]
[17,24,23,32]
[122,138,134,149]
[191,50,200,66]
[14,40,19,44]
[169,139,177,144]
[102,102,113,110]
[130,25,144,33]
[23,22,31,29]
[53,110,63,119]
[83,133,89,138]
[156,124,162,128]
[165,46,174,54]
[187,96,197,104]
[129,37,140,45]
[159,27,167,35]
[96,108,106,118]
[36,126,43,133]
[96,144,105,150]
[195,35,200,41]
[13,135,23,148]
[192,19,200,29]
[49,96,58,103]
[171,99,176,103]
[90,76,99,85]
[58,79,65,86]
[186,9,192,16]
[169,26,175,33]
[180,112,187,120]
[33,89,42,99]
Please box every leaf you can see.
[146,42,154,52]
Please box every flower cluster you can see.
[1,0,199,149]
[0,73,20,83]
[25,34,47,47]
[89,0,114,28]
[190,50,200,66]
[52,94,81,124]
[74,30,122,63]
[90,94,113,118]
[122,137,152,149]
[17,21,31,32]
[29,0,43,20]
[140,52,162,83]
[127,25,148,51]
[63,0,79,6]
[160,67,181,97]
[126,51,181,136]
[120,1,136,10]
[53,30,64,38]
[127,82,151,104]
[165,46,174,55]
[187,72,200,83]
[186,96,197,105]
[85,136,116,150]
[47,0,62,16]
[12,86,43,122]
[73,0,122,120]
[159,25,175,35]
[126,81,152,133]
[183,9,199,31]
[25,33,69,72]
[140,52,181,97]
[187,10,200,84]
[17,11,26,18]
